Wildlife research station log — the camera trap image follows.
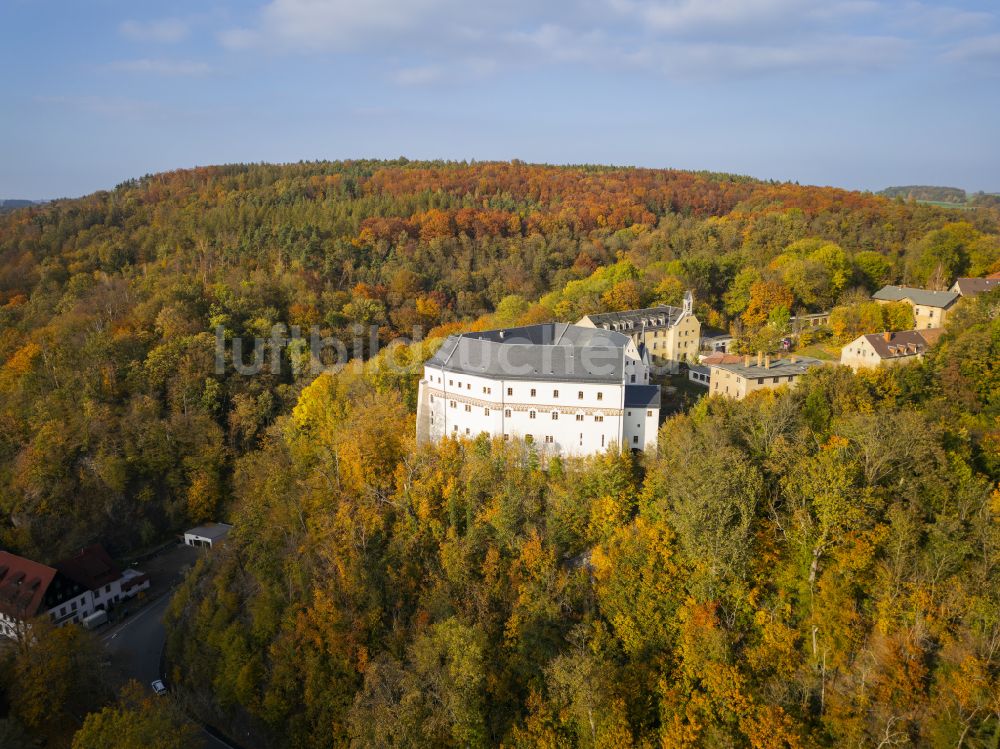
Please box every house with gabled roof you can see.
[0,544,149,640]
[840,329,943,370]
[950,277,1000,298]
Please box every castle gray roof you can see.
[580,305,685,330]
[427,324,634,383]
[624,385,660,408]
[872,285,959,308]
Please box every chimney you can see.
[764,354,771,369]
[743,354,751,367]
[757,350,763,367]
[883,330,891,342]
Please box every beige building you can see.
[577,292,700,373]
[840,329,942,370]
[872,285,959,329]
[708,353,824,400]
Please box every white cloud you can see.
[648,35,909,77]
[249,0,453,49]
[214,0,992,81]
[392,64,445,85]
[119,18,189,44]
[944,33,1000,62]
[218,28,261,51]
[608,0,879,35]
[108,59,213,76]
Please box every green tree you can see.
[71,681,198,749]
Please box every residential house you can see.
[840,329,943,370]
[872,285,959,329]
[0,544,149,640]
[950,277,1000,298]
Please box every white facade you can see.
[184,523,233,548]
[416,324,660,456]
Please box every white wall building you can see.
[0,545,149,640]
[184,523,233,549]
[416,323,660,456]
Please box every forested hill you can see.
[1,160,999,746]
[0,159,997,562]
[880,185,968,204]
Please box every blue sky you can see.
[2,0,999,198]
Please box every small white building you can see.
[184,523,233,549]
[416,323,660,456]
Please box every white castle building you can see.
[416,323,660,456]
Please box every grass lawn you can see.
[793,342,842,361]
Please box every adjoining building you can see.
[576,292,700,372]
[840,329,943,370]
[0,544,149,640]
[416,323,660,456]
[699,328,733,354]
[950,277,1000,298]
[708,352,825,400]
[872,285,959,329]
[183,523,233,549]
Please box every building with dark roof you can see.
[417,323,660,455]
[950,277,1000,298]
[872,285,959,329]
[184,523,233,549]
[0,544,150,640]
[841,329,943,370]
[577,291,700,372]
[708,353,825,400]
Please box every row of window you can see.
[432,377,607,402]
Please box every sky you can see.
[1,0,999,199]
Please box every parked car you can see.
[151,679,168,696]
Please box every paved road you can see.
[101,545,240,749]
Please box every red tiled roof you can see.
[54,544,121,591]
[0,551,57,620]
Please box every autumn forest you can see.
[0,160,998,748]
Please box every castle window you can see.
[529,411,536,419]
[552,412,559,420]
[504,409,511,417]
[597,392,603,401]
[576,414,584,421]
[544,436,554,444]
[484,408,490,416]
[553,389,559,398]
[464,404,471,412]
[507,388,513,396]
[530,388,537,397]
[595,415,604,423]
[578,391,584,399]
